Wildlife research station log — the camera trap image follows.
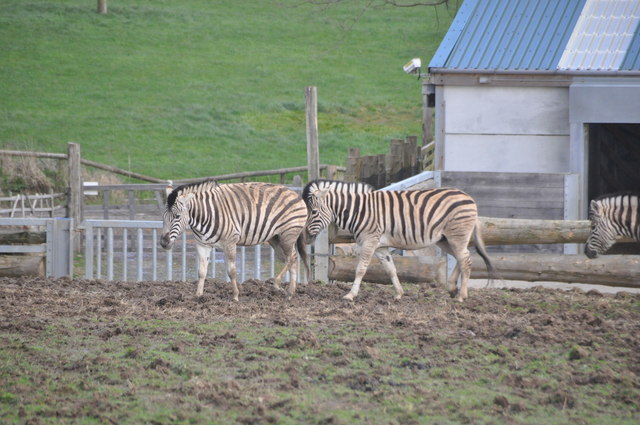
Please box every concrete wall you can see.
[439,85,570,173]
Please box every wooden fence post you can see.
[97,0,107,14]
[67,143,82,225]
[345,148,360,182]
[67,142,82,253]
[306,86,319,182]
[305,86,329,282]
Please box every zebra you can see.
[302,179,498,302]
[585,192,640,259]
[160,180,309,301]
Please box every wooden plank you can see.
[376,154,386,188]
[476,207,564,220]
[0,255,44,277]
[457,186,564,199]
[441,171,565,187]
[0,231,46,244]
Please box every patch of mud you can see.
[1,276,639,423]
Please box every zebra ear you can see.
[178,193,195,205]
[165,181,174,197]
[313,188,330,201]
[589,199,598,212]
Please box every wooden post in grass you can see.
[305,86,328,282]
[97,0,107,14]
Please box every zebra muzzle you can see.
[160,234,174,250]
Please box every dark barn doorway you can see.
[588,123,640,254]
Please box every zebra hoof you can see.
[343,292,355,301]
[394,294,403,301]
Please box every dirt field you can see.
[1,276,639,424]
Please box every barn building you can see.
[421,0,640,253]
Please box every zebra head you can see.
[303,190,333,243]
[584,199,614,259]
[302,181,338,243]
[160,189,194,250]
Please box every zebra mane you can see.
[302,179,374,204]
[592,192,640,203]
[166,179,219,208]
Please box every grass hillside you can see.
[0,0,456,181]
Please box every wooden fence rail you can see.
[1,145,345,221]
[0,193,66,218]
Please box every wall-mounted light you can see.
[403,58,422,76]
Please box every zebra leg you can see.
[195,244,211,297]
[273,233,299,298]
[436,240,460,297]
[448,244,472,302]
[268,238,285,291]
[287,250,298,299]
[374,248,404,300]
[222,243,240,302]
[344,238,379,301]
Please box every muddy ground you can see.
[1,276,639,424]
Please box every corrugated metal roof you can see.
[429,0,640,72]
[558,0,640,70]
[621,23,640,69]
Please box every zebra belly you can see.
[377,234,439,250]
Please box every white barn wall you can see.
[441,85,571,172]
[444,135,570,172]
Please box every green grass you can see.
[0,0,455,181]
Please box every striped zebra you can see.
[302,179,498,302]
[160,180,309,301]
[585,192,640,259]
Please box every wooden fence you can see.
[0,193,66,218]
[344,136,434,189]
[1,144,345,220]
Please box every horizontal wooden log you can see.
[328,255,446,284]
[0,255,45,277]
[478,217,589,245]
[0,231,46,245]
[329,217,636,246]
[471,253,640,287]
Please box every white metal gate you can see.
[82,219,303,283]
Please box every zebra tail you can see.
[473,222,501,285]
[296,233,311,284]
